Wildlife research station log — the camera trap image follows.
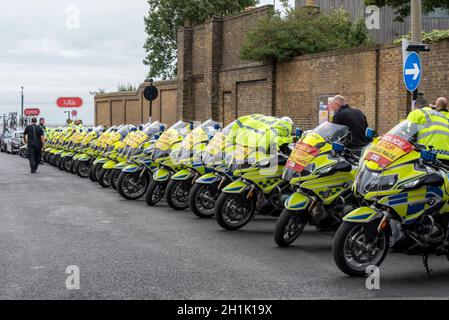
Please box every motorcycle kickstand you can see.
[422,253,432,278]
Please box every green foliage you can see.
[117,84,138,92]
[394,29,449,45]
[144,0,258,79]
[365,0,449,21]
[240,8,371,63]
[89,88,106,96]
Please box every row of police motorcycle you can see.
[42,115,449,277]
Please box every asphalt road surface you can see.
[1,152,449,300]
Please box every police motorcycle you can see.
[333,120,449,277]
[188,120,241,218]
[48,128,76,167]
[98,124,145,189]
[72,126,106,176]
[43,128,63,163]
[75,126,118,180]
[164,120,221,211]
[96,125,137,188]
[144,121,192,206]
[59,128,91,172]
[89,125,126,182]
[113,122,166,200]
[273,121,361,247]
[214,119,294,231]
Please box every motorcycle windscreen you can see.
[364,120,416,170]
[152,121,191,160]
[201,121,238,166]
[285,121,348,175]
[175,119,220,164]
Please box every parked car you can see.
[3,130,24,154]
[0,131,12,153]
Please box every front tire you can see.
[117,171,150,200]
[64,157,74,173]
[166,179,192,210]
[145,180,167,206]
[215,193,255,231]
[189,183,217,219]
[110,169,121,190]
[57,156,65,170]
[89,163,99,182]
[98,168,112,188]
[274,209,307,247]
[76,160,91,178]
[333,221,389,277]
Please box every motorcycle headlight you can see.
[366,174,398,192]
[401,179,421,189]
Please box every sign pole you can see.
[411,0,422,101]
[143,79,158,124]
[20,86,24,127]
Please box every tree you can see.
[240,8,371,63]
[365,0,449,21]
[143,0,258,79]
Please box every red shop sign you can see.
[57,97,83,108]
[24,108,40,116]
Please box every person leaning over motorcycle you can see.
[407,96,449,161]
[435,97,449,119]
[329,95,369,157]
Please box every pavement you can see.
[1,152,449,300]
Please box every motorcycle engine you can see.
[414,218,445,245]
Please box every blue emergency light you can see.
[420,149,437,163]
[332,142,345,154]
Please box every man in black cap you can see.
[24,117,45,173]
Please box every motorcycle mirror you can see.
[365,128,375,141]
[214,123,221,131]
[159,125,165,132]
[138,125,144,131]
[295,128,303,138]
[189,122,194,130]
[332,142,345,154]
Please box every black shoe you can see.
[31,170,36,174]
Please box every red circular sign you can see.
[24,108,40,116]
[71,110,78,117]
[57,97,83,108]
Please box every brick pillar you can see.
[177,26,194,121]
[204,17,223,122]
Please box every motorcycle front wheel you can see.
[215,193,255,231]
[57,156,65,171]
[189,183,218,219]
[333,221,389,277]
[98,168,113,188]
[145,180,167,206]
[64,157,74,173]
[117,171,150,200]
[273,209,307,247]
[110,169,121,190]
[74,160,90,179]
[166,179,192,210]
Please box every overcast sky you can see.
[0,0,293,126]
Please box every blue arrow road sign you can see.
[403,52,422,92]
